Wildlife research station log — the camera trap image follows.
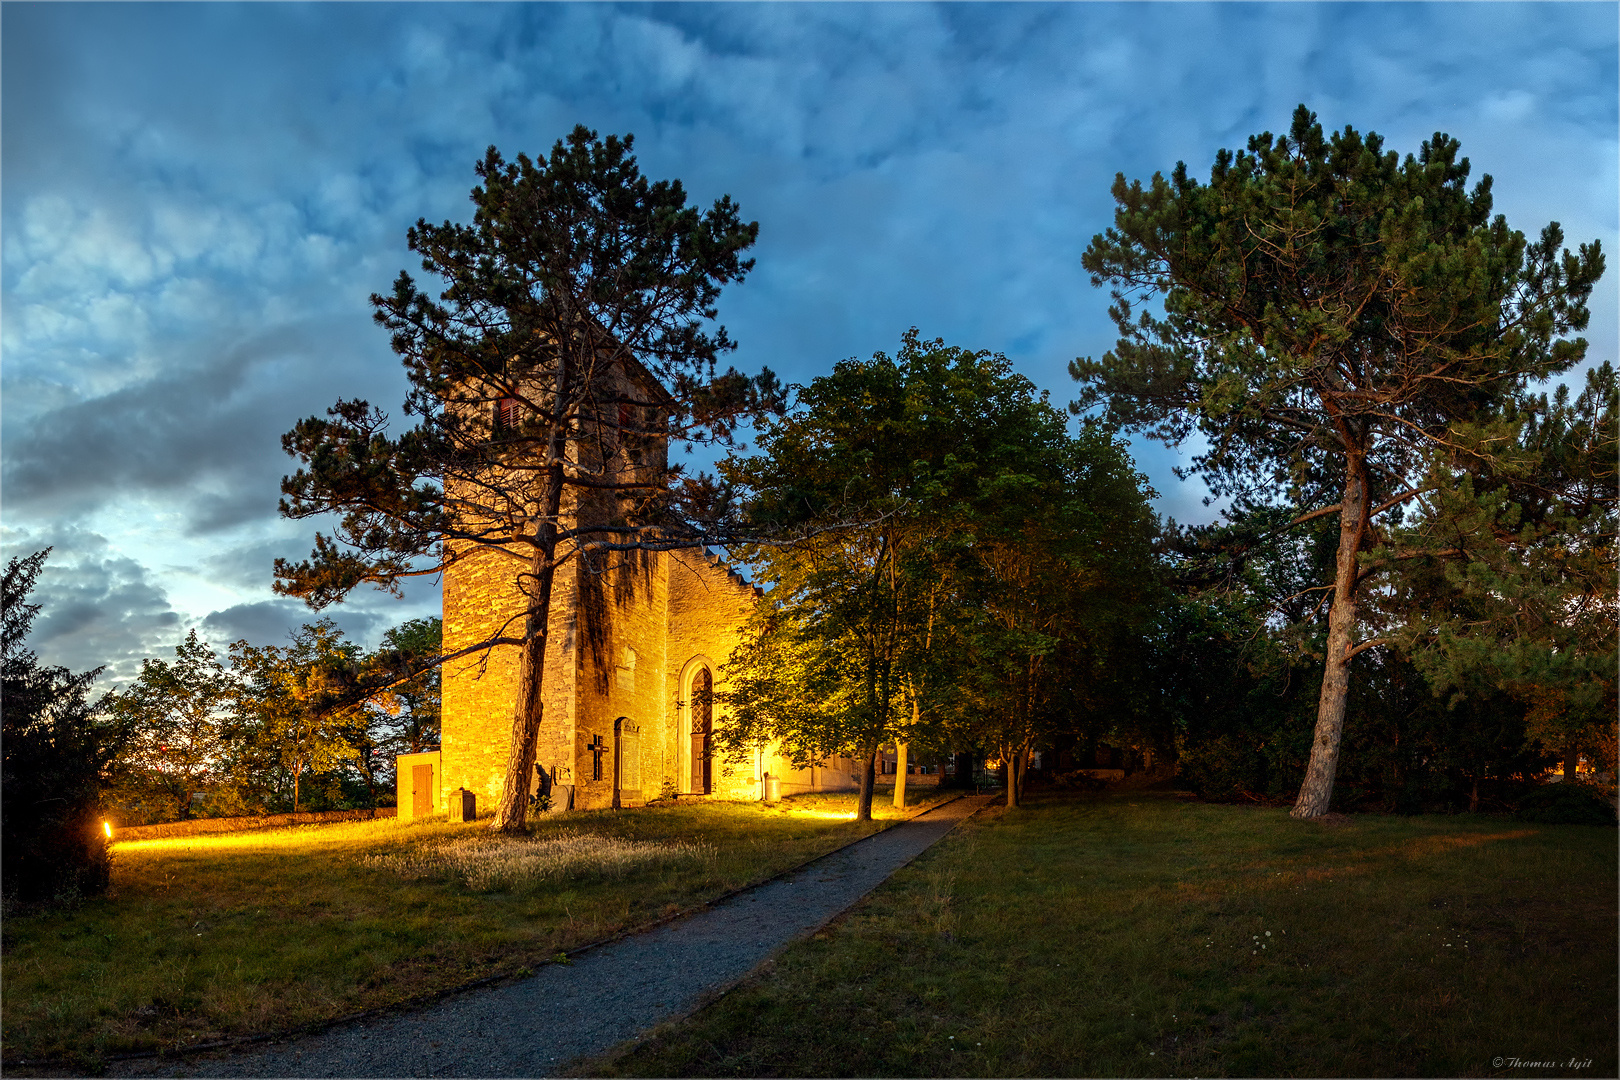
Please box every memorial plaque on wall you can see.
[615,718,643,808]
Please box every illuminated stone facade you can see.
[435,354,859,813]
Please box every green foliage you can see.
[1,550,131,905]
[948,424,1158,789]
[100,616,445,822]
[106,630,233,824]
[1074,104,1606,814]
[1385,362,1618,779]
[1074,105,1603,502]
[721,332,1158,811]
[1516,784,1617,826]
[275,125,775,609]
[372,616,443,756]
[274,125,778,830]
[227,620,367,814]
[1138,590,1315,803]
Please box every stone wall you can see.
[440,539,581,811]
[665,547,767,800]
[572,546,671,809]
[438,354,863,811]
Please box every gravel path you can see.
[113,794,992,1079]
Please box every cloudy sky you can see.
[4,2,1616,683]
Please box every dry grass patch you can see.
[361,830,715,892]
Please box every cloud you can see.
[2,1,1613,682]
[1,315,393,524]
[1,526,184,685]
[201,600,323,649]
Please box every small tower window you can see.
[496,397,524,429]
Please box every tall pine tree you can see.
[1074,106,1604,817]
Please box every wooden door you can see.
[412,763,433,818]
[690,668,712,794]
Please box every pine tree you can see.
[2,550,131,904]
[1074,106,1605,817]
[276,127,777,831]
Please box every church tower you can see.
[430,350,826,814]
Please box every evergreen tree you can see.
[1074,106,1605,817]
[2,550,131,904]
[371,616,443,757]
[276,127,777,831]
[1387,362,1617,786]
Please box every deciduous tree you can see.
[953,427,1158,807]
[108,630,232,821]
[229,621,363,814]
[722,333,1155,814]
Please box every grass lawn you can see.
[593,791,1617,1078]
[0,788,952,1071]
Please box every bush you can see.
[1516,783,1618,826]
[2,551,131,905]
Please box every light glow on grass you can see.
[780,809,859,821]
[108,814,436,854]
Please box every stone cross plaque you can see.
[615,718,643,808]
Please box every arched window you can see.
[690,667,713,795]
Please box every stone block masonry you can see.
[435,351,855,811]
[441,539,832,813]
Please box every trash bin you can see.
[448,787,476,823]
[763,774,781,804]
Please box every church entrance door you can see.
[690,667,713,794]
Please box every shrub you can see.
[1516,783,1617,826]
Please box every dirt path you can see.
[113,794,992,1078]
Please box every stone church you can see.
[396,351,861,820]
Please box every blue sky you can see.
[4,2,1616,681]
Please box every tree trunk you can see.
[1006,745,1021,809]
[491,498,562,832]
[856,743,878,821]
[1563,736,1579,782]
[892,740,909,810]
[1293,462,1369,819]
